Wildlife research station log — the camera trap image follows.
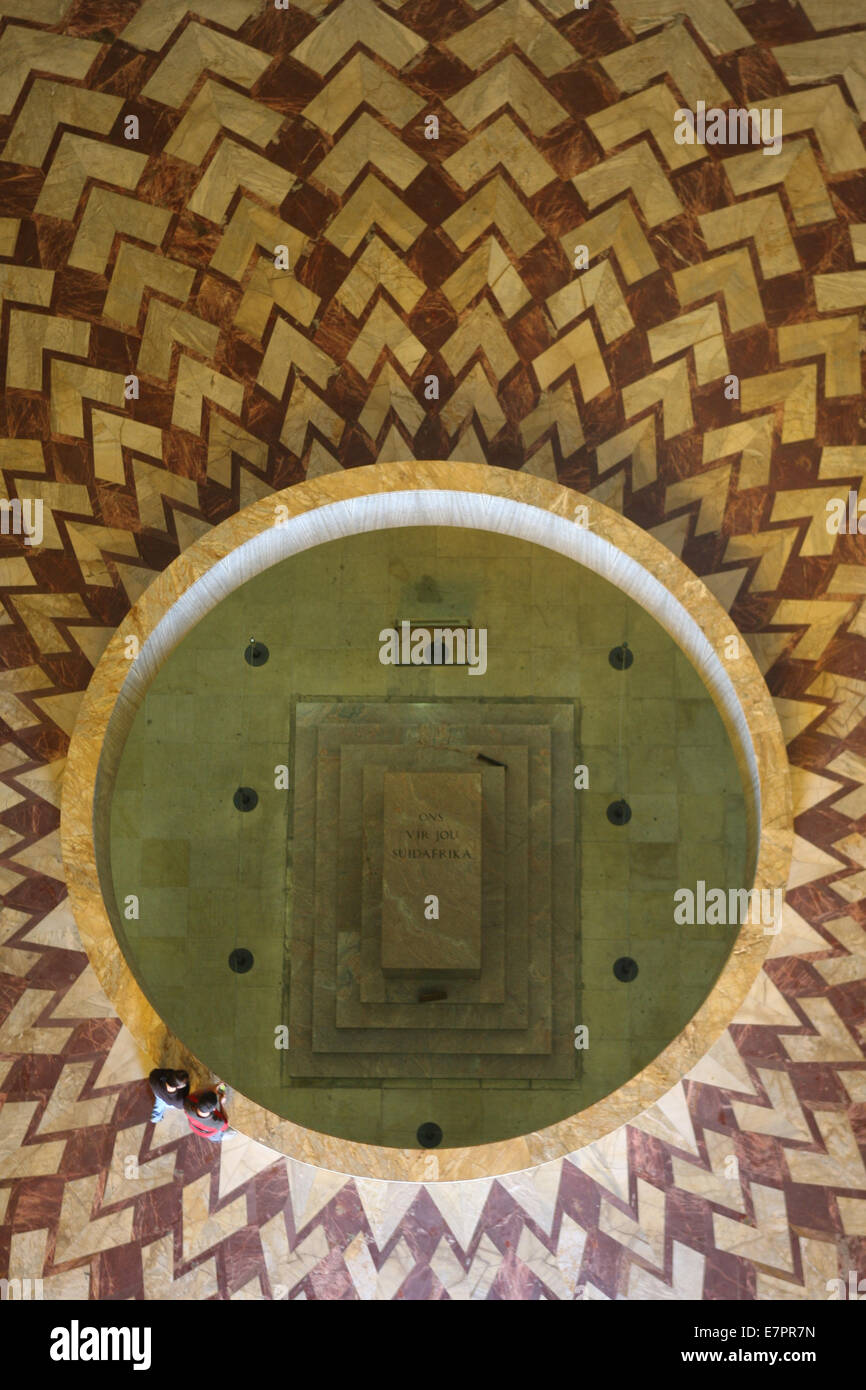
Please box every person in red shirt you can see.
[184,1088,237,1142]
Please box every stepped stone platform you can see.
[285,700,578,1080]
[358,749,513,1017]
[311,722,551,1052]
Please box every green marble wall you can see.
[111,526,747,1147]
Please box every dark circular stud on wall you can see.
[244,640,269,667]
[233,786,258,812]
[613,957,638,982]
[609,643,634,670]
[229,948,254,974]
[606,799,632,825]
[417,1122,443,1148]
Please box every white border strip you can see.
[112,490,760,821]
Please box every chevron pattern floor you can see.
[1,0,865,1300]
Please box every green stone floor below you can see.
[110,526,748,1148]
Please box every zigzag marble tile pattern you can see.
[0,0,865,1300]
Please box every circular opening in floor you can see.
[63,465,791,1179]
[107,523,754,1148]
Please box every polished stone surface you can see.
[287,698,577,1095]
[66,467,789,1179]
[380,771,483,977]
[360,752,512,1012]
[102,534,755,1141]
[2,0,858,1298]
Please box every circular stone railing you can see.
[61,461,793,1181]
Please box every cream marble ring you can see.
[62,461,793,1182]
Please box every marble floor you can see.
[1,0,865,1300]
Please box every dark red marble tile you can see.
[10,1176,65,1231]
[307,1244,354,1299]
[703,1247,756,1300]
[59,1125,115,1178]
[220,1226,263,1296]
[132,1182,183,1243]
[94,1240,144,1300]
